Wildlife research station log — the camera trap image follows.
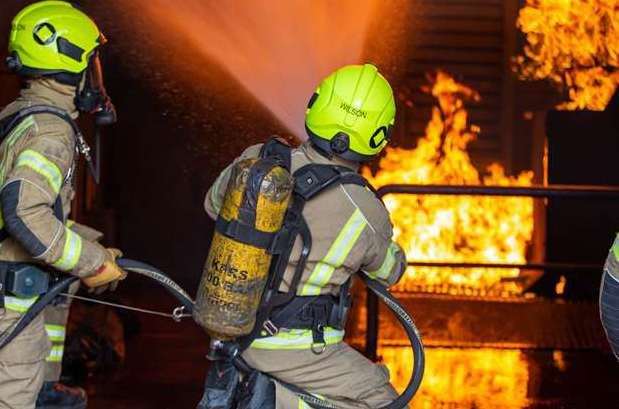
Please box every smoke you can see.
[113,0,379,139]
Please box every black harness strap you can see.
[215,218,276,249]
[0,105,80,142]
[294,164,372,200]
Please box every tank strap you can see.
[214,218,276,249]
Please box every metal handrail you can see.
[364,182,619,360]
[405,261,601,271]
[377,184,619,198]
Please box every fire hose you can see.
[0,260,425,408]
[0,259,193,350]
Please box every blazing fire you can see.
[514,0,619,110]
[363,72,534,296]
[380,347,530,408]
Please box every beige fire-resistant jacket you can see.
[0,79,107,280]
[205,141,406,350]
[205,141,406,295]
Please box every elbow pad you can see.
[0,181,47,257]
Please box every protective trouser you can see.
[43,281,79,381]
[242,342,402,409]
[0,308,50,409]
[601,236,619,359]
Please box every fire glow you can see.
[363,72,534,296]
[515,0,619,110]
[380,347,530,408]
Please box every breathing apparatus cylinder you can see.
[194,158,293,341]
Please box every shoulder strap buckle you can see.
[294,164,363,200]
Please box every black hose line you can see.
[116,258,195,313]
[1,261,424,409]
[0,258,194,352]
[0,275,78,350]
[360,274,425,409]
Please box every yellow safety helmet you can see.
[305,64,396,162]
[6,1,103,83]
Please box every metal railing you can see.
[365,183,619,360]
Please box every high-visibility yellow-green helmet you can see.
[6,1,103,81]
[305,64,396,162]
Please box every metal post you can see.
[366,288,379,361]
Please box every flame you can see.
[363,72,534,296]
[380,347,530,408]
[515,0,619,110]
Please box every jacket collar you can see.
[19,79,79,119]
[300,141,360,172]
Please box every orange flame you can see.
[515,0,619,110]
[363,72,534,296]
[380,347,530,407]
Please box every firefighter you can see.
[601,236,619,360]
[0,2,125,408]
[203,64,407,408]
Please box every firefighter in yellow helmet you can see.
[0,2,125,408]
[201,64,407,408]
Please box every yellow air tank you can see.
[193,158,293,340]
